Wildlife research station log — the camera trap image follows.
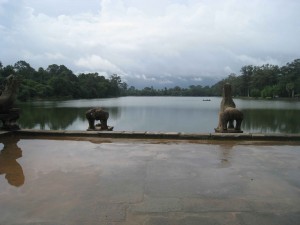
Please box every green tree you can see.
[1,65,14,77]
[48,77,72,97]
[14,60,36,80]
[261,86,273,98]
[119,82,128,96]
[250,64,279,93]
[0,61,3,75]
[250,88,260,98]
[18,80,39,101]
[78,73,110,98]
[108,74,122,97]
[141,86,156,96]
[240,65,254,97]
[279,59,300,97]
[286,82,295,98]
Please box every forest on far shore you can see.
[0,58,299,101]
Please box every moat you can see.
[18,96,300,133]
[1,93,300,224]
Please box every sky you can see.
[1,0,300,88]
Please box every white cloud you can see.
[193,77,203,82]
[45,52,66,60]
[224,66,233,74]
[235,54,281,67]
[75,55,122,74]
[0,0,300,87]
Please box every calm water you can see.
[17,96,300,133]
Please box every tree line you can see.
[127,59,300,98]
[212,59,300,98]
[0,59,299,101]
[0,60,127,101]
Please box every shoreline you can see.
[1,129,300,142]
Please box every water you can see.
[17,96,300,133]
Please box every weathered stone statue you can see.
[0,75,20,130]
[86,108,113,131]
[215,83,243,133]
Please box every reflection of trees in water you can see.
[0,137,24,187]
[19,104,121,130]
[19,105,85,130]
[17,102,299,133]
[242,109,300,133]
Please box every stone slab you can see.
[0,138,300,225]
[9,129,300,142]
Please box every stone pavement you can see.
[0,137,299,225]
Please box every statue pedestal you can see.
[214,128,243,133]
[0,108,20,131]
[87,126,114,131]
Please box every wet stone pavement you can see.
[0,137,300,225]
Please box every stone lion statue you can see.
[0,74,20,130]
[86,108,112,131]
[215,83,243,133]
[0,75,20,113]
[218,107,243,131]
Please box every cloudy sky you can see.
[1,0,299,88]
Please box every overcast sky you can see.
[1,0,299,87]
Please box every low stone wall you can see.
[1,129,299,141]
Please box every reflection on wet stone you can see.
[0,137,24,187]
[0,139,300,224]
[218,143,234,168]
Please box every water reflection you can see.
[18,104,121,130]
[0,137,24,187]
[18,97,300,133]
[218,143,234,168]
[242,109,300,133]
